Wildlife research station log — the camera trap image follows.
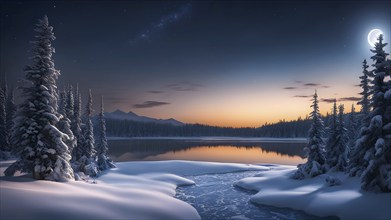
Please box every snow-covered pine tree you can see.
[5,86,16,151]
[66,85,74,122]
[58,90,67,116]
[57,90,76,161]
[293,91,326,179]
[74,89,98,177]
[349,34,391,192]
[325,99,338,169]
[83,89,96,159]
[329,104,348,171]
[347,104,358,157]
[0,85,8,152]
[96,96,116,171]
[4,16,74,181]
[71,85,83,161]
[358,59,371,125]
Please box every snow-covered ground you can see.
[235,165,391,220]
[0,160,267,219]
[2,160,390,220]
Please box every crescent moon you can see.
[368,29,383,47]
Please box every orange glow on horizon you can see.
[143,146,305,165]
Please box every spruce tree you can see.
[74,89,98,177]
[67,85,74,122]
[83,89,96,159]
[293,91,326,179]
[57,90,76,159]
[4,16,74,181]
[350,34,391,192]
[96,96,116,170]
[5,86,16,151]
[347,104,358,157]
[0,85,7,152]
[325,99,338,169]
[329,104,348,171]
[358,59,371,125]
[72,85,83,161]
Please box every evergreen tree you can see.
[0,85,8,152]
[57,90,76,159]
[67,85,74,122]
[325,99,338,168]
[347,104,358,157]
[5,86,16,151]
[329,104,348,171]
[72,85,83,161]
[350,34,391,192]
[4,16,74,181]
[74,89,98,176]
[58,90,67,116]
[82,89,96,159]
[358,59,371,125]
[96,96,116,170]
[293,91,326,179]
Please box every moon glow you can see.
[368,29,383,47]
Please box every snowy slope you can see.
[235,165,391,220]
[104,109,184,126]
[0,160,268,219]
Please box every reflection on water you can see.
[108,139,306,165]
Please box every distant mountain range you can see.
[105,110,184,126]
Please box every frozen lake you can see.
[107,138,307,165]
[175,170,335,220]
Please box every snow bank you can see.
[235,165,391,220]
[1,160,268,219]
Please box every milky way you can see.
[130,3,192,45]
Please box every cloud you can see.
[165,81,205,92]
[338,97,361,102]
[147,90,165,94]
[303,83,320,87]
[133,101,170,108]
[284,81,329,91]
[321,97,361,103]
[321,98,336,103]
[293,95,312,98]
[283,86,298,90]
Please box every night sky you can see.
[1,0,390,127]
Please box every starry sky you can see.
[1,0,390,127]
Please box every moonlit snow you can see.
[2,160,390,219]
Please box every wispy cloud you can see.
[321,98,336,103]
[321,97,361,103]
[283,86,298,90]
[133,101,170,108]
[293,95,312,98]
[147,90,165,94]
[165,81,205,92]
[284,81,329,91]
[303,83,320,87]
[338,97,361,102]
